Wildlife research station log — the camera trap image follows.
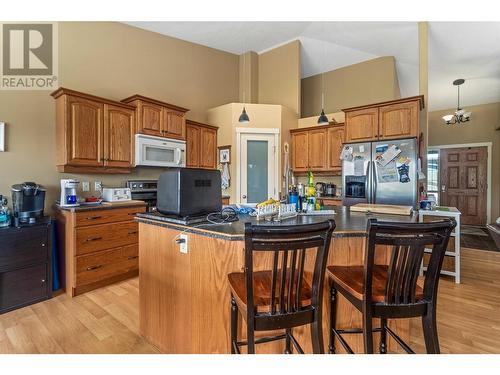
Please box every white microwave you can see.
[135,134,186,167]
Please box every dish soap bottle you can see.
[0,195,11,227]
[306,171,317,211]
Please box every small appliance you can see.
[315,182,326,197]
[157,168,221,218]
[325,183,336,197]
[135,134,186,167]
[11,182,46,226]
[59,179,80,207]
[102,188,132,202]
[126,180,158,212]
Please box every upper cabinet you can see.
[343,96,424,143]
[52,88,135,174]
[121,95,189,140]
[291,124,344,174]
[185,120,218,170]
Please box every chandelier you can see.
[442,79,471,125]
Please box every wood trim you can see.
[186,119,218,131]
[121,94,189,113]
[289,123,344,133]
[342,95,425,112]
[56,165,131,174]
[51,87,136,110]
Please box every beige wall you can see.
[258,41,301,116]
[239,51,259,103]
[0,22,239,212]
[428,102,500,222]
[301,56,402,118]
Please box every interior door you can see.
[240,133,277,204]
[440,147,487,225]
[104,104,135,168]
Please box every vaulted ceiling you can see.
[125,22,500,111]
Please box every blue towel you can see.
[51,220,60,291]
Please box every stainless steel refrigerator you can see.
[342,138,418,207]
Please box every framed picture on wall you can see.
[218,146,231,164]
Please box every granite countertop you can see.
[136,206,418,241]
[54,200,146,212]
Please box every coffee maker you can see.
[11,182,46,226]
[60,179,80,207]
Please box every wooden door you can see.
[327,125,345,171]
[345,108,379,142]
[379,101,419,139]
[104,104,135,168]
[66,96,104,167]
[186,123,201,167]
[199,127,217,169]
[164,110,186,140]
[440,147,487,225]
[291,131,309,172]
[308,128,328,171]
[138,102,163,137]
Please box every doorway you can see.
[236,128,279,205]
[439,146,488,225]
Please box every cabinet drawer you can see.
[0,226,49,271]
[0,263,49,312]
[75,206,145,227]
[75,222,138,255]
[75,244,138,286]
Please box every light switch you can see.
[82,181,90,192]
[94,181,102,192]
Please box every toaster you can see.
[102,188,132,202]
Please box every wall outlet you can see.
[82,181,90,192]
[179,234,188,254]
[94,181,102,192]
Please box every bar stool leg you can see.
[247,323,256,354]
[230,295,238,354]
[329,286,337,354]
[379,318,387,354]
[422,306,440,354]
[285,328,292,354]
[363,307,374,354]
[311,317,324,354]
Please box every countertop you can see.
[136,206,418,241]
[54,200,146,212]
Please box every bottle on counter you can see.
[0,195,11,227]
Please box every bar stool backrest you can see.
[365,218,456,306]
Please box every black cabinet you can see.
[0,217,52,314]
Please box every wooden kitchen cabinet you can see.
[343,96,424,142]
[290,124,344,174]
[122,95,189,141]
[55,203,146,297]
[52,88,136,174]
[185,120,218,169]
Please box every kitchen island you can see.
[136,206,418,354]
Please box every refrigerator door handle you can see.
[372,161,377,203]
[365,161,371,203]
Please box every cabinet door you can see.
[308,128,328,171]
[67,96,104,167]
[199,127,217,169]
[104,104,135,168]
[291,131,309,172]
[186,123,201,167]
[327,126,345,171]
[345,108,379,142]
[379,101,419,139]
[164,109,186,140]
[138,102,163,137]
[0,225,49,271]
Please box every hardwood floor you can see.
[0,248,499,354]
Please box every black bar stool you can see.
[327,218,455,354]
[228,219,335,354]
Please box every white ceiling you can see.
[126,21,500,111]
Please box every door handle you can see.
[372,161,377,203]
[242,195,247,199]
[127,255,139,260]
[175,148,182,165]
[365,162,370,203]
[85,215,102,221]
[441,185,446,192]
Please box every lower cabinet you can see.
[186,120,218,169]
[55,204,146,297]
[0,218,52,314]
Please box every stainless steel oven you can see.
[126,180,157,212]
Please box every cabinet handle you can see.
[85,236,102,242]
[41,243,46,247]
[86,216,102,221]
[41,279,46,283]
[86,265,103,271]
[127,255,139,260]
[128,231,138,235]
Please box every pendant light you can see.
[239,50,250,124]
[317,24,329,125]
[442,79,471,125]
